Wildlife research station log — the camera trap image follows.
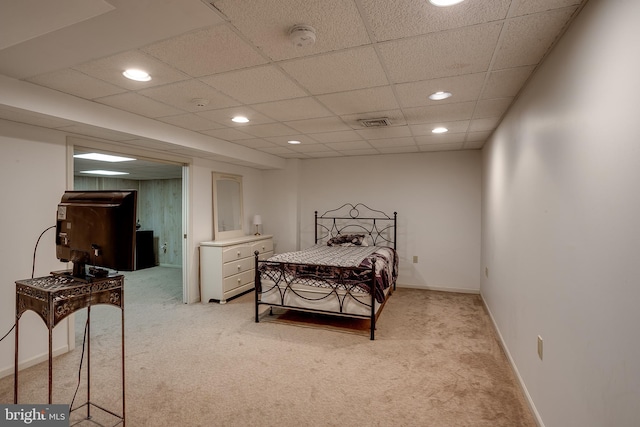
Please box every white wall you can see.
[189,157,267,303]
[481,0,640,426]
[0,121,69,379]
[264,151,482,292]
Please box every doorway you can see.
[72,147,187,302]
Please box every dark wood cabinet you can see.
[136,230,155,270]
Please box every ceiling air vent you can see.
[358,118,391,127]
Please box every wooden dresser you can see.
[199,235,273,303]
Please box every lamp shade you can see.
[253,215,262,225]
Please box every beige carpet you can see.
[1,267,536,427]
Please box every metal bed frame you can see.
[254,203,397,340]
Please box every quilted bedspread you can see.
[261,245,397,303]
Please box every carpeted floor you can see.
[1,267,536,426]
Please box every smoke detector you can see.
[289,25,316,47]
[191,98,210,108]
[358,118,392,127]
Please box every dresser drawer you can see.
[223,270,255,293]
[223,256,254,278]
[251,239,273,255]
[258,250,273,261]
[222,245,252,263]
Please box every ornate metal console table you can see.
[14,273,125,426]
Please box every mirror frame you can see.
[212,172,244,240]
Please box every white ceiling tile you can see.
[307,131,363,143]
[355,125,412,140]
[285,117,352,134]
[404,101,476,125]
[306,151,342,158]
[326,140,373,151]
[419,143,464,152]
[473,98,513,119]
[415,133,466,145]
[509,0,582,17]
[26,68,126,99]
[360,0,510,41]
[200,65,307,104]
[288,143,336,153]
[368,137,417,148]
[469,117,500,132]
[338,148,381,156]
[260,146,298,155]
[196,107,275,126]
[201,127,254,141]
[232,138,279,149]
[264,135,319,146]
[410,120,470,136]
[73,50,190,89]
[142,25,268,77]
[482,66,535,99]
[211,0,370,61]
[157,113,225,131]
[379,23,502,83]
[240,123,300,138]
[96,92,185,117]
[140,80,240,112]
[493,8,577,69]
[252,97,332,121]
[377,146,420,154]
[316,86,399,115]
[280,46,389,95]
[394,73,486,108]
[466,130,493,141]
[464,140,486,149]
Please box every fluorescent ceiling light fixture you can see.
[429,0,465,6]
[432,127,449,134]
[429,91,452,101]
[288,140,301,145]
[74,153,136,162]
[232,116,249,123]
[80,170,129,176]
[122,68,151,81]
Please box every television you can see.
[55,190,137,280]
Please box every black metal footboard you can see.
[254,252,390,340]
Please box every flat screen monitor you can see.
[55,190,137,279]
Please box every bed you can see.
[254,203,398,340]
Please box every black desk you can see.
[14,273,125,426]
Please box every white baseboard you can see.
[480,293,544,427]
[158,263,181,268]
[396,283,480,294]
[0,344,69,380]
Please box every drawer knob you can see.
[237,251,241,257]
[237,265,241,270]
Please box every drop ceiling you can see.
[0,0,587,171]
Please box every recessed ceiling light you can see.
[74,153,136,162]
[288,140,301,145]
[432,127,449,134]
[122,69,151,82]
[429,0,465,6]
[429,91,452,101]
[80,170,129,176]
[232,116,249,123]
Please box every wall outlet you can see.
[537,335,543,360]
[412,255,418,263]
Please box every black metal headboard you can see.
[315,203,397,249]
